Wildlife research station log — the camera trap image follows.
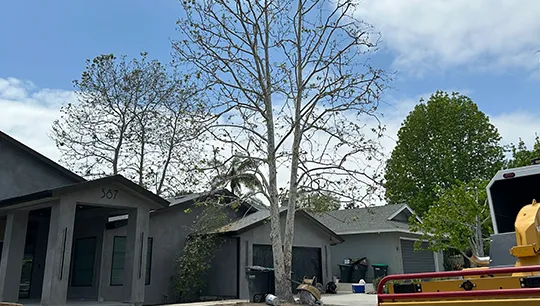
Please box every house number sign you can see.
[101,188,119,200]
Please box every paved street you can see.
[321,293,378,306]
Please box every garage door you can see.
[252,244,322,292]
[400,239,436,274]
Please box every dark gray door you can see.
[202,237,240,298]
[400,239,436,274]
[252,244,322,292]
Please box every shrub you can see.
[372,276,383,292]
[172,203,230,302]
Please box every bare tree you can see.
[51,52,207,196]
[173,0,389,299]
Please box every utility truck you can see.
[377,159,540,305]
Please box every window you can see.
[110,236,126,286]
[110,236,153,286]
[72,237,97,286]
[146,238,153,285]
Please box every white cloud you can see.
[2,77,540,206]
[378,91,540,158]
[491,112,540,149]
[354,0,540,74]
[0,78,77,162]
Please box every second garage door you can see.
[252,244,322,292]
[400,239,436,274]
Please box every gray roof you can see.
[0,174,169,209]
[213,206,287,233]
[210,206,344,243]
[167,192,208,206]
[309,204,416,235]
[166,189,263,212]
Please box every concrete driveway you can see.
[321,293,378,306]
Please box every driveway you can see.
[321,293,378,306]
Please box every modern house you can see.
[0,130,343,305]
[311,204,444,282]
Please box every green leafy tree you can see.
[384,91,504,216]
[209,156,263,197]
[409,179,493,260]
[505,135,540,168]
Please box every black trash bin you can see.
[351,257,368,282]
[245,266,275,303]
[338,264,353,283]
[372,264,388,279]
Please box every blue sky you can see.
[1,0,540,164]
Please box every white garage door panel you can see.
[400,239,436,274]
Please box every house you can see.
[0,127,168,306]
[206,206,343,299]
[0,130,343,306]
[102,195,343,304]
[311,204,444,282]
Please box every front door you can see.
[19,220,38,299]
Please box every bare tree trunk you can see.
[262,0,290,300]
[156,115,179,195]
[283,0,304,288]
[138,121,146,186]
[267,107,289,300]
[476,215,484,256]
[112,124,126,175]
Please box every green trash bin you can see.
[338,264,353,282]
[372,264,388,279]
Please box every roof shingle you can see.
[309,204,413,235]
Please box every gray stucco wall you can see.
[99,202,253,305]
[0,137,79,200]
[330,233,401,282]
[236,213,335,300]
[99,207,337,304]
[330,232,444,282]
[98,209,190,305]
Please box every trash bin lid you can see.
[372,264,388,267]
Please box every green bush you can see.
[172,203,230,302]
[372,276,383,292]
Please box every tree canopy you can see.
[173,0,389,299]
[505,135,540,168]
[409,179,492,258]
[50,53,207,196]
[384,91,504,216]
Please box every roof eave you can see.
[386,204,422,224]
[52,175,169,208]
[336,229,421,235]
